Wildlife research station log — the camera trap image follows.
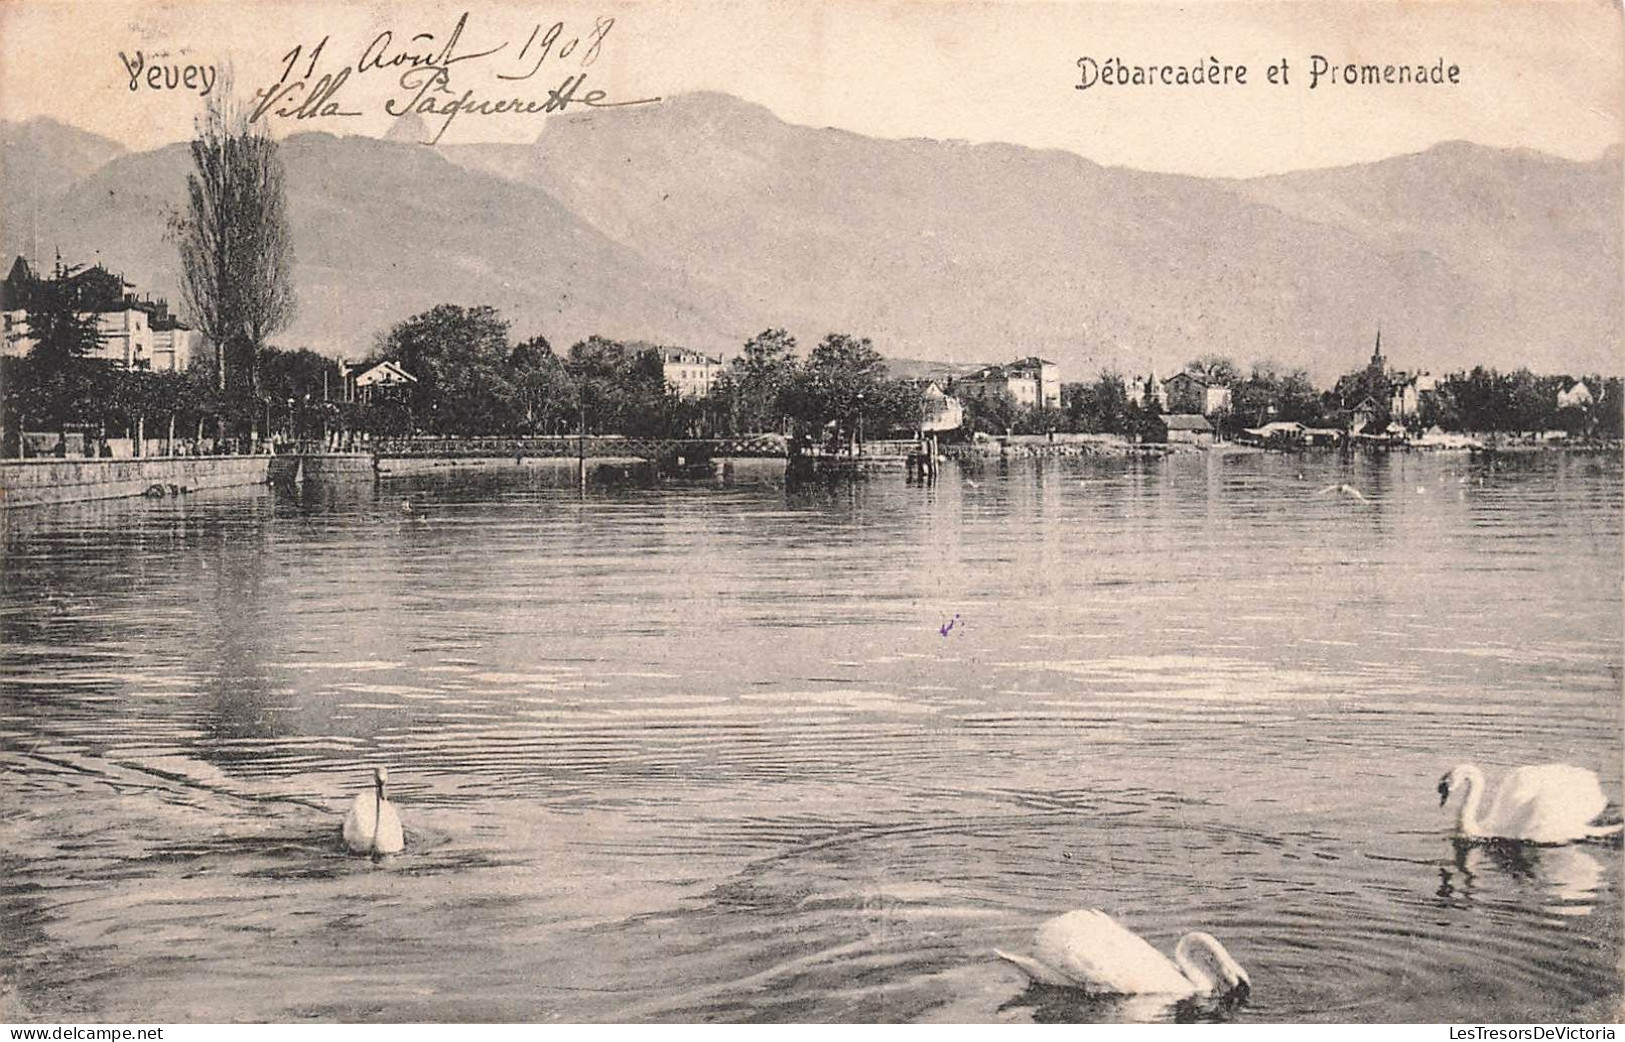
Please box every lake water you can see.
[2,450,1620,1023]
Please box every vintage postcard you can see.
[1,0,1620,1027]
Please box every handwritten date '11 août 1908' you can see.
[247,12,659,140]
[273,12,618,88]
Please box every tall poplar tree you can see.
[173,84,295,430]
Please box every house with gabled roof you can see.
[343,359,417,403]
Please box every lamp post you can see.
[855,391,865,457]
[577,377,587,491]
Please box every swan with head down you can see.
[1438,763,1621,845]
[995,910,1250,999]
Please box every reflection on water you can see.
[1000,982,1248,1024]
[1441,840,1610,918]
[2,451,1620,1023]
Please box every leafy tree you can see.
[1233,360,1324,430]
[958,389,1017,436]
[251,346,341,440]
[1435,367,1565,434]
[1230,376,1274,428]
[507,335,576,433]
[0,268,113,438]
[1506,368,1555,434]
[25,265,105,369]
[561,337,706,438]
[375,304,515,433]
[788,333,889,450]
[1274,368,1323,425]
[1125,398,1165,442]
[706,370,743,437]
[1419,385,1462,431]
[729,329,799,433]
[259,347,338,402]
[1595,377,1623,439]
[1065,372,1130,434]
[771,333,925,449]
[867,376,928,436]
[1442,367,1496,431]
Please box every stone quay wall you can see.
[0,456,275,508]
[1,453,377,509]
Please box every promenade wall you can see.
[1,453,377,508]
[371,434,790,459]
[0,456,274,508]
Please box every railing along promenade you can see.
[370,434,791,461]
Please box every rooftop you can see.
[656,346,723,365]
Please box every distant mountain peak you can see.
[383,111,432,144]
[5,114,125,148]
[1,116,128,160]
[533,89,783,145]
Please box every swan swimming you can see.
[1316,483,1367,501]
[342,766,405,855]
[1438,763,1622,845]
[995,910,1250,998]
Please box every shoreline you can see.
[3,436,1617,509]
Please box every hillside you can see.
[2,127,736,356]
[1,118,128,265]
[2,95,1618,380]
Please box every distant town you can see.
[2,250,1618,462]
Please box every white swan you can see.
[1438,763,1621,844]
[342,766,405,855]
[995,910,1249,998]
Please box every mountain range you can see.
[2,92,1619,382]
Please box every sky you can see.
[1,0,1621,177]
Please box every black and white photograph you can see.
[1,0,1621,1026]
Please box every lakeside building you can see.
[657,347,725,399]
[1163,413,1215,445]
[1013,357,1061,408]
[1,256,202,371]
[957,364,1037,408]
[1162,371,1234,416]
[1559,381,1595,410]
[1390,371,1437,420]
[1240,420,1344,448]
[957,357,1061,409]
[915,381,965,432]
[1351,395,1384,433]
[342,359,418,403]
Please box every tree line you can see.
[952,354,1622,441]
[349,307,926,448]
